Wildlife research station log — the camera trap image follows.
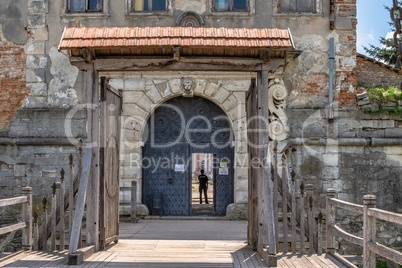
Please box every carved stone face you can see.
[182,78,193,93]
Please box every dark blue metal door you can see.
[142,97,234,216]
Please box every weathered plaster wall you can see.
[0,0,27,44]
[104,71,251,215]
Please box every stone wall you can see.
[357,54,402,87]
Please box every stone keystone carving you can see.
[268,78,289,141]
[181,77,194,97]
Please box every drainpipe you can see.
[328,37,335,119]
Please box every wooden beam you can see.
[0,196,27,207]
[246,79,259,250]
[257,70,267,246]
[257,69,277,266]
[86,68,100,251]
[131,181,137,223]
[0,222,26,236]
[68,245,96,265]
[173,47,180,61]
[88,59,266,72]
[68,147,92,254]
[179,57,264,66]
[71,57,287,72]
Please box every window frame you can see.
[209,0,255,15]
[274,0,322,15]
[62,0,109,17]
[128,0,170,13]
[66,0,103,13]
[213,0,249,12]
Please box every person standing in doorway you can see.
[198,169,209,204]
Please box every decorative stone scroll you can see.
[181,77,194,97]
[268,78,289,141]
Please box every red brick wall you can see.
[356,55,402,87]
[0,40,29,129]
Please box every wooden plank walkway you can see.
[0,219,346,268]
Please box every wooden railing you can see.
[34,143,85,252]
[272,142,323,255]
[0,187,32,251]
[0,142,94,265]
[326,188,402,268]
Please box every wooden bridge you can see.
[1,152,402,267]
[0,219,346,268]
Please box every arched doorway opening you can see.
[142,96,235,216]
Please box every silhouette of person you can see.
[198,169,209,204]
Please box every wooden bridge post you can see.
[363,194,377,268]
[281,154,288,253]
[42,197,48,250]
[306,184,314,254]
[69,154,74,235]
[22,186,33,251]
[60,169,66,250]
[256,69,277,267]
[299,183,305,255]
[317,212,323,255]
[290,169,297,254]
[52,182,59,251]
[33,212,39,251]
[326,188,336,254]
[131,181,137,223]
[273,140,279,251]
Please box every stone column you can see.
[26,0,49,108]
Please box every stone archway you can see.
[142,96,234,216]
[108,71,253,217]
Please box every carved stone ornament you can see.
[176,11,205,27]
[268,78,289,141]
[181,77,194,97]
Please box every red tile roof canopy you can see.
[58,26,295,60]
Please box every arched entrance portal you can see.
[142,96,234,216]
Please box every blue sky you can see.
[357,0,392,55]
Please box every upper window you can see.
[67,0,102,12]
[214,0,248,11]
[279,0,315,13]
[131,0,167,12]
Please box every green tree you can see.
[362,1,402,68]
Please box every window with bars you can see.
[214,0,248,11]
[279,0,316,13]
[131,0,167,12]
[67,0,102,12]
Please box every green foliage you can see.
[362,1,402,67]
[376,261,388,268]
[367,85,402,103]
[363,38,399,67]
[357,81,366,87]
[376,260,402,268]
